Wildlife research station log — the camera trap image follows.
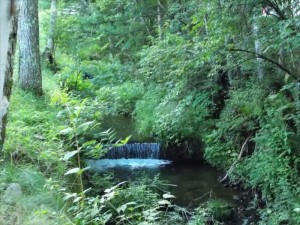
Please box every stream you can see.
[87,159,238,208]
[87,116,258,224]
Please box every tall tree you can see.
[253,19,265,79]
[157,0,167,40]
[18,0,43,95]
[43,0,57,70]
[0,0,19,150]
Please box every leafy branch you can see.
[227,48,298,79]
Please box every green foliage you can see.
[24,1,300,224]
[134,85,166,136]
[0,165,70,225]
[231,86,300,224]
[135,86,213,143]
[206,199,233,222]
[204,80,264,169]
[188,198,233,225]
[90,60,135,86]
[95,81,145,116]
[57,98,106,195]
[39,0,51,10]
[56,61,94,94]
[87,172,115,196]
[4,88,64,174]
[68,174,185,225]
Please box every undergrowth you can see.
[0,70,70,224]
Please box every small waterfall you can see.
[105,143,160,159]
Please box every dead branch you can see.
[220,135,251,183]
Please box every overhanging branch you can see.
[227,48,297,79]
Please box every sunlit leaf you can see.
[73,196,82,203]
[117,204,127,213]
[61,150,80,161]
[158,200,171,205]
[163,193,175,199]
[65,167,81,175]
[59,127,74,135]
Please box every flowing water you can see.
[87,158,238,207]
[87,143,239,208]
[106,143,161,159]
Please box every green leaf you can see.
[294,208,300,213]
[77,121,94,132]
[115,135,132,147]
[73,196,82,203]
[117,204,127,213]
[63,192,77,201]
[158,200,171,205]
[104,181,127,193]
[120,135,131,144]
[61,150,80,161]
[163,193,175,199]
[65,167,81,175]
[138,222,152,225]
[268,94,277,100]
[59,127,74,135]
[83,140,96,147]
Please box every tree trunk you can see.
[203,12,209,36]
[0,0,19,150]
[225,36,233,84]
[43,0,57,70]
[253,20,265,80]
[157,0,166,40]
[18,0,43,96]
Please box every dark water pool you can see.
[87,159,239,208]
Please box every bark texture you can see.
[43,0,57,69]
[0,0,19,149]
[18,0,42,95]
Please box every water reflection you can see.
[87,159,238,207]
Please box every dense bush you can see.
[4,88,64,174]
[232,85,300,224]
[69,175,186,225]
[135,86,213,144]
[204,79,265,169]
[95,81,145,116]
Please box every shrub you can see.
[204,79,265,169]
[188,198,233,225]
[232,88,300,224]
[68,174,184,225]
[96,81,145,116]
[4,88,64,174]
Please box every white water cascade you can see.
[106,143,160,159]
[87,143,171,170]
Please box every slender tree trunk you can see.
[18,0,43,96]
[225,36,233,84]
[43,0,57,69]
[108,34,114,58]
[203,12,209,36]
[157,0,166,40]
[0,0,19,150]
[253,20,265,79]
